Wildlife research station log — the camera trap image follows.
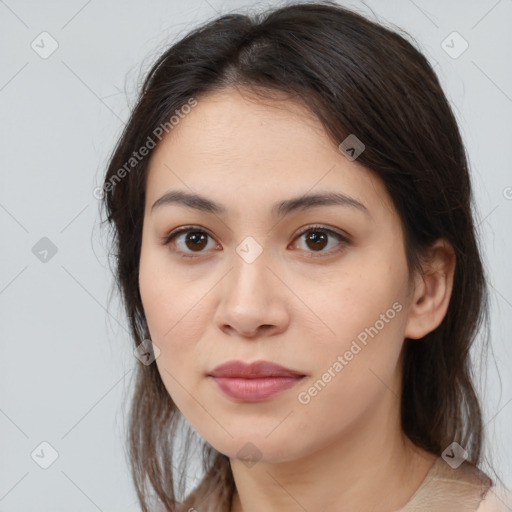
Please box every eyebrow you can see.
[151,190,369,218]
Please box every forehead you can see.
[145,87,394,220]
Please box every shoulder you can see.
[476,487,512,512]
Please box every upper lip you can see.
[208,360,305,379]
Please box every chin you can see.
[203,433,307,465]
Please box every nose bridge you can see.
[214,236,288,336]
[229,236,273,301]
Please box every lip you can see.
[208,360,306,402]
[209,360,305,379]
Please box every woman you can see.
[100,2,510,510]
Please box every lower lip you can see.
[210,376,304,402]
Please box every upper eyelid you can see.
[293,225,350,243]
[165,225,216,243]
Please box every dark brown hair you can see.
[100,2,490,510]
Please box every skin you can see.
[138,87,456,512]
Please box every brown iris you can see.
[185,231,208,251]
[304,230,328,251]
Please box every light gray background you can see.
[1,0,511,510]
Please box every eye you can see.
[163,224,350,259]
[291,224,349,257]
[163,226,219,258]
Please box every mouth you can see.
[207,360,306,402]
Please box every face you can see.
[139,87,416,464]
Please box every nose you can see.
[213,248,290,339]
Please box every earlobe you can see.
[404,239,456,340]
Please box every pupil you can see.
[307,231,327,251]
[186,232,207,251]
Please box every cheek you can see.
[140,270,206,417]
[292,283,407,446]
[313,266,406,334]
[138,252,192,384]
[138,246,218,400]
[139,242,206,340]
[300,254,409,386]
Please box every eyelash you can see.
[162,224,350,260]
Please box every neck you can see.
[229,391,437,512]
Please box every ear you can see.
[404,238,456,340]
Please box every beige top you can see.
[167,455,512,512]
[398,456,510,512]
